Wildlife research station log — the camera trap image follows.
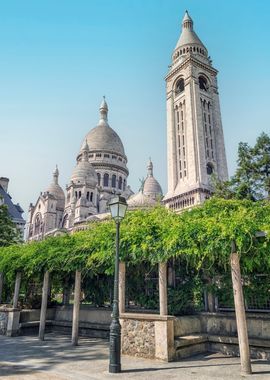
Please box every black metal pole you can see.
[109,221,121,373]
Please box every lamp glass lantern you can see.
[109,196,128,222]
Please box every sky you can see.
[0,0,270,217]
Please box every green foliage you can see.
[0,199,269,276]
[213,132,270,201]
[168,277,204,315]
[0,199,269,312]
[0,203,21,247]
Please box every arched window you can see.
[103,173,109,187]
[207,163,214,175]
[97,173,101,186]
[175,78,184,95]
[62,214,69,229]
[112,174,116,188]
[199,76,208,91]
[123,179,126,191]
[90,192,93,202]
[118,176,122,190]
[86,191,89,200]
[34,214,42,235]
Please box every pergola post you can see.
[39,271,50,341]
[159,262,168,316]
[0,272,3,304]
[119,262,126,314]
[230,241,252,375]
[13,272,21,308]
[72,270,81,346]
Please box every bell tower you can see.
[163,11,228,212]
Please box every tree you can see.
[213,132,270,201]
[0,203,21,247]
[253,132,270,198]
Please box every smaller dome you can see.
[46,166,65,209]
[71,140,98,187]
[71,160,98,188]
[143,160,163,199]
[127,191,156,209]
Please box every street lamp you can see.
[108,195,128,373]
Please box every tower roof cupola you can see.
[173,10,208,62]
[182,10,193,29]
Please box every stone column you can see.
[230,241,252,375]
[13,272,21,309]
[39,271,50,341]
[159,262,168,316]
[72,270,81,346]
[119,262,126,314]
[0,272,3,304]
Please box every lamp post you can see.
[108,195,128,373]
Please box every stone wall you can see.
[174,312,270,360]
[0,311,8,335]
[121,318,155,359]
[174,312,270,340]
[120,313,175,361]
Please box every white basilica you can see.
[26,99,162,241]
[26,10,228,240]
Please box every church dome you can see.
[127,191,156,209]
[143,160,163,199]
[71,141,98,187]
[46,166,65,209]
[81,98,126,158]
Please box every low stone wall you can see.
[0,307,20,336]
[174,312,270,340]
[19,305,112,338]
[174,312,270,360]
[120,313,175,361]
[0,310,8,335]
[54,305,111,324]
[20,308,56,323]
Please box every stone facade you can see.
[164,11,228,212]
[121,318,155,359]
[120,313,175,361]
[0,310,8,335]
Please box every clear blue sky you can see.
[1,0,270,216]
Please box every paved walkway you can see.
[0,333,270,379]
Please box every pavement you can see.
[0,333,270,380]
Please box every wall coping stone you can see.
[120,312,175,321]
[0,307,20,312]
[198,312,270,321]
